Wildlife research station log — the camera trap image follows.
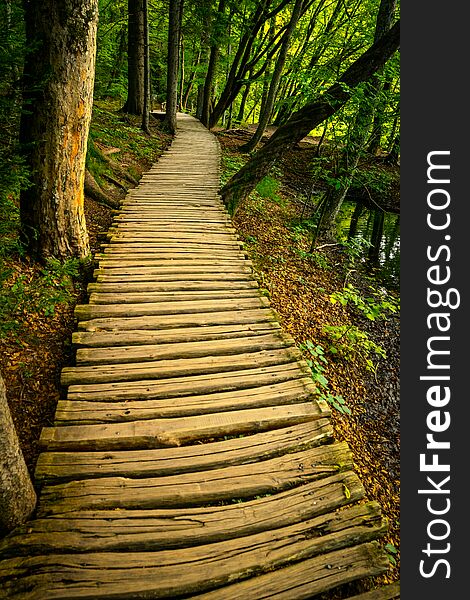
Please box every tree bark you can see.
[141,0,150,134]
[122,0,145,115]
[84,170,120,209]
[20,0,98,260]
[0,373,36,533]
[165,0,184,134]
[220,19,400,215]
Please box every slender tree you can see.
[141,0,151,133]
[122,0,145,114]
[165,0,184,134]
[220,19,400,215]
[20,0,99,259]
[242,0,304,152]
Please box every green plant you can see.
[0,257,84,338]
[384,542,398,567]
[37,258,82,316]
[329,283,399,321]
[255,175,282,203]
[322,324,386,375]
[299,340,352,415]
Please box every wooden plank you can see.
[37,443,354,512]
[93,265,253,279]
[76,296,269,320]
[2,473,363,555]
[345,583,401,600]
[60,347,306,385]
[96,257,247,268]
[77,309,277,332]
[190,542,389,600]
[87,280,258,294]
[55,379,317,424]
[74,297,270,320]
[66,365,314,402]
[36,420,333,481]
[75,333,293,365]
[94,273,253,283]
[72,322,280,347]
[101,241,242,251]
[39,403,328,451]
[88,289,260,305]
[0,538,388,600]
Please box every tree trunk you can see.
[123,0,145,115]
[20,0,98,260]
[242,0,304,153]
[141,0,150,134]
[220,20,400,215]
[200,0,226,128]
[0,373,36,533]
[84,170,120,209]
[182,49,201,110]
[165,0,184,134]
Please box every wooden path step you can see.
[0,112,392,598]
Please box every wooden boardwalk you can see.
[0,114,394,599]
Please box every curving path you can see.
[0,114,395,599]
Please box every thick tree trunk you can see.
[165,0,184,134]
[123,0,145,115]
[0,373,36,533]
[220,20,400,215]
[20,0,98,260]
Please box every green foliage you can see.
[329,283,399,321]
[299,340,352,415]
[351,164,396,196]
[384,542,398,566]
[0,258,82,338]
[220,152,247,185]
[294,248,330,269]
[255,176,281,201]
[322,324,386,374]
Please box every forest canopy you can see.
[0,0,399,260]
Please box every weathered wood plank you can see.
[61,347,306,385]
[93,267,254,280]
[36,420,332,481]
[345,583,401,600]
[72,322,280,347]
[75,297,269,321]
[1,473,363,555]
[0,538,389,600]
[40,402,329,451]
[55,379,316,424]
[88,289,260,305]
[66,365,314,402]
[87,280,258,294]
[37,443,353,512]
[75,333,293,365]
[190,542,390,600]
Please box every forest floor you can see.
[216,129,400,595]
[0,112,399,597]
